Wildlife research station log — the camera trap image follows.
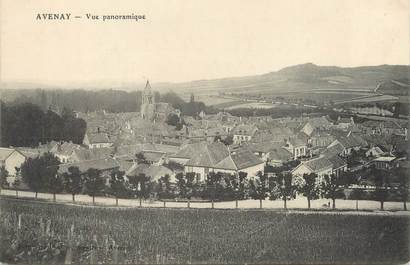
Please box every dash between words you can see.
[36,13,146,21]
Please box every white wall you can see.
[239,163,265,177]
[5,151,26,177]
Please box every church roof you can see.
[144,80,152,91]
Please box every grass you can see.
[1,198,409,264]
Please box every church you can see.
[140,80,177,122]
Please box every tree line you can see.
[0,102,86,147]
[2,88,215,116]
[0,153,408,210]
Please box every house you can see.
[283,137,307,159]
[231,124,258,144]
[170,141,264,181]
[251,127,293,143]
[360,120,405,136]
[300,116,332,136]
[291,154,347,182]
[211,149,265,178]
[50,142,85,163]
[325,155,348,177]
[71,147,115,162]
[372,156,398,170]
[327,135,364,157]
[292,156,333,179]
[58,157,120,186]
[0,148,27,185]
[335,116,354,130]
[266,147,293,167]
[246,141,292,165]
[83,133,113,149]
[365,146,386,158]
[141,151,166,165]
[323,142,345,157]
[126,163,176,182]
[308,130,335,148]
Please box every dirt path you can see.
[1,189,408,214]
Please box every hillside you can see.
[156,63,410,95]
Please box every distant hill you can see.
[155,63,410,95]
[376,79,410,96]
[2,63,409,99]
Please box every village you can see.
[0,80,408,210]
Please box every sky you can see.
[0,0,409,87]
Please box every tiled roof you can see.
[0,148,15,161]
[142,151,165,163]
[247,142,283,154]
[324,143,345,156]
[231,124,258,136]
[52,142,84,156]
[267,147,293,161]
[73,147,114,161]
[337,136,361,149]
[288,137,306,147]
[214,149,264,171]
[304,116,332,128]
[58,157,119,174]
[303,156,333,172]
[144,165,174,181]
[87,133,112,144]
[185,142,230,167]
[326,155,347,169]
[230,149,264,170]
[373,156,396,162]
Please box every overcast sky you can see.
[1,0,409,86]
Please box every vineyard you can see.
[0,198,409,264]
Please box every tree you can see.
[205,172,224,208]
[20,152,60,198]
[45,169,64,202]
[350,188,365,211]
[41,154,62,201]
[135,152,148,164]
[320,174,343,209]
[166,113,181,127]
[157,174,174,207]
[248,171,269,209]
[109,170,127,206]
[63,166,83,202]
[297,173,320,209]
[269,172,295,209]
[221,135,234,146]
[128,173,152,207]
[84,168,105,205]
[175,172,187,199]
[372,168,390,210]
[395,167,409,211]
[0,166,8,193]
[12,178,20,198]
[185,172,197,208]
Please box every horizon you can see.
[1,62,410,90]
[1,0,409,88]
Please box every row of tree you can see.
[1,153,408,210]
[0,102,86,147]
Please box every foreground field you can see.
[0,198,409,264]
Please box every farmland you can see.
[1,198,409,264]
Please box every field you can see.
[1,198,409,264]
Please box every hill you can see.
[156,63,410,95]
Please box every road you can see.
[0,188,408,213]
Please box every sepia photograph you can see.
[0,0,409,264]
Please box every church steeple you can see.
[145,80,152,90]
[142,80,154,105]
